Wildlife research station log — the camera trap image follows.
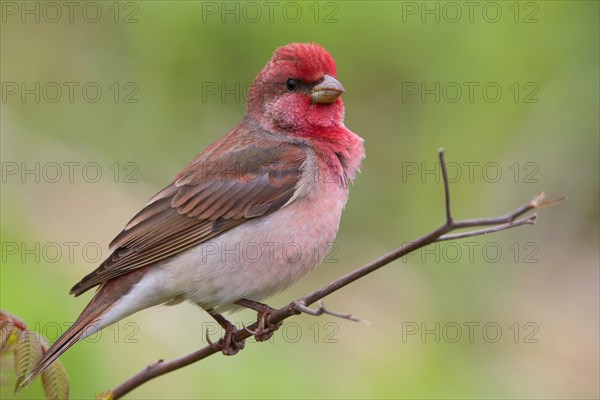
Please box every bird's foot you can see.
[236,299,282,342]
[207,311,245,356]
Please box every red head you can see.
[246,43,346,137]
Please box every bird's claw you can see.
[220,328,245,355]
[252,310,282,342]
[206,325,245,356]
[235,299,283,342]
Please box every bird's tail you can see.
[18,287,113,389]
[18,270,143,390]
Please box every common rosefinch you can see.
[22,42,364,386]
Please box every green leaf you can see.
[41,358,70,400]
[14,331,45,393]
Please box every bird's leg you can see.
[207,310,245,356]
[234,299,282,341]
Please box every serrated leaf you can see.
[14,331,45,392]
[41,358,70,400]
[96,390,114,400]
[1,321,15,352]
[0,310,27,330]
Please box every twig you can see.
[292,301,368,324]
[437,214,537,241]
[109,149,560,399]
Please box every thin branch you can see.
[109,150,560,399]
[437,214,537,241]
[439,148,453,224]
[292,301,368,324]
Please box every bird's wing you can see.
[70,140,307,296]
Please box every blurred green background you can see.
[1,1,598,399]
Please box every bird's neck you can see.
[306,127,365,185]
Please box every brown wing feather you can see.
[70,140,306,296]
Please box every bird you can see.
[21,42,365,387]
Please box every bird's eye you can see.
[285,79,298,91]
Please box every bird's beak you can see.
[311,74,345,104]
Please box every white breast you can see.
[146,152,348,313]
